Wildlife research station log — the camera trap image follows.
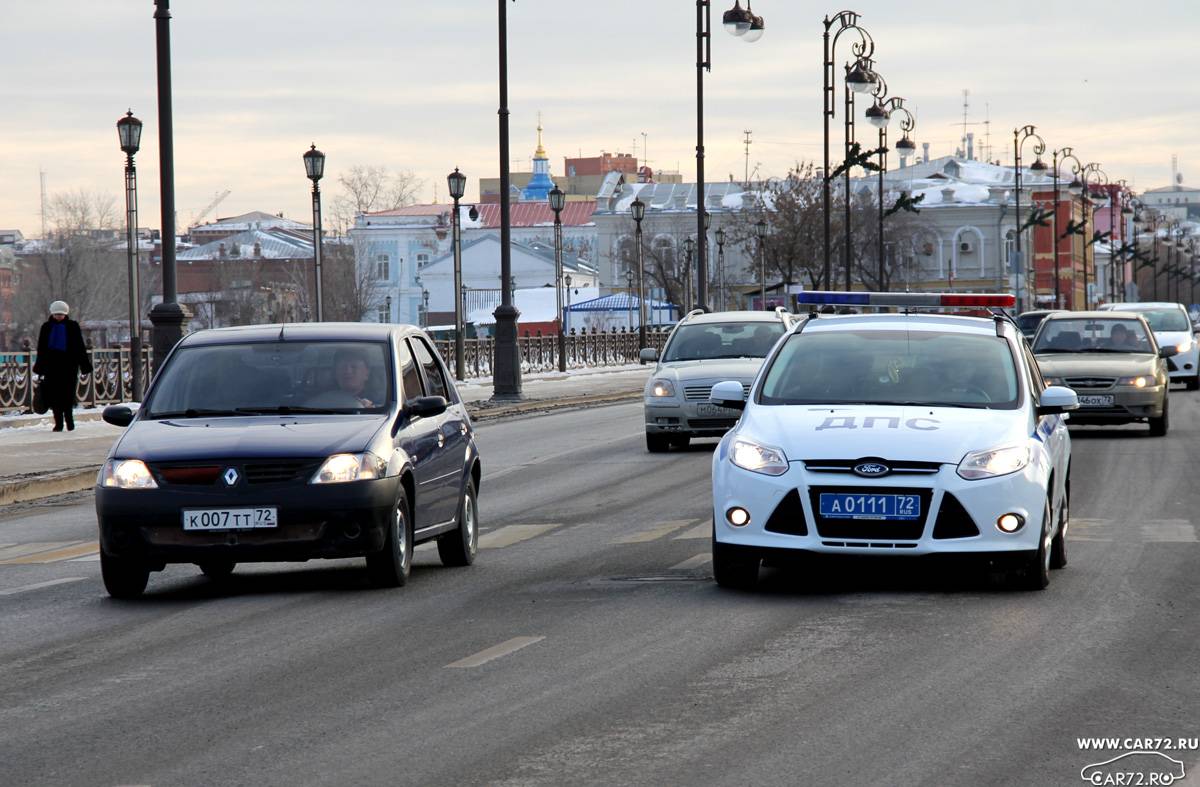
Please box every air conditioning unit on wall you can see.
[959,241,974,253]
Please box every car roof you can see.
[179,321,416,347]
[799,312,1001,336]
[1101,302,1184,310]
[681,310,790,325]
[1042,310,1147,321]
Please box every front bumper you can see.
[644,399,741,436]
[1066,386,1165,424]
[95,476,402,564]
[711,454,1049,557]
[1166,345,1199,381]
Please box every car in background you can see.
[1015,310,1059,341]
[95,323,481,598]
[1032,311,1174,435]
[640,309,794,452]
[1098,301,1198,389]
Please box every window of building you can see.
[375,254,390,280]
[1004,230,1016,269]
[416,252,430,268]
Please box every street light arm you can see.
[828,11,874,61]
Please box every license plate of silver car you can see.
[697,403,741,417]
[1078,395,1114,407]
[182,507,278,530]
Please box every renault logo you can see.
[853,461,891,477]
[223,468,240,486]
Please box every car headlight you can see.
[311,452,388,484]
[730,438,789,476]
[99,459,158,489]
[1177,337,1193,353]
[1117,375,1149,388]
[649,379,676,398]
[1043,376,1064,387]
[957,445,1030,480]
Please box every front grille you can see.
[243,461,313,484]
[155,465,222,485]
[931,493,980,539]
[808,486,932,540]
[152,460,315,486]
[822,541,918,549]
[764,489,807,536]
[687,418,739,430]
[683,383,752,401]
[803,458,942,475]
[1065,376,1115,390]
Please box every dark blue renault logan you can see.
[95,323,480,598]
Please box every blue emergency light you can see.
[796,291,1016,308]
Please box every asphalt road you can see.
[1,398,1197,786]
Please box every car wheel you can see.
[1012,499,1051,591]
[100,550,150,599]
[437,477,478,567]
[712,521,759,590]
[366,489,413,588]
[668,434,691,450]
[1050,480,1068,570]
[198,559,236,579]
[646,433,671,453]
[1149,396,1169,436]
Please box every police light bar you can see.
[796,291,1015,308]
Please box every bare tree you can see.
[328,166,424,233]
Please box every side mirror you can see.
[406,395,448,419]
[102,404,137,427]
[710,380,747,411]
[639,347,659,364]
[1159,346,1179,359]
[1037,385,1079,416]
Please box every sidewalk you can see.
[0,365,652,506]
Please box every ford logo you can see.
[853,462,890,477]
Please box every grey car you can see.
[1032,311,1176,435]
[640,309,794,452]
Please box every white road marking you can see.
[68,553,102,562]
[479,524,559,549]
[0,542,75,561]
[612,520,695,544]
[445,636,545,669]
[672,520,712,540]
[0,577,87,596]
[670,553,712,570]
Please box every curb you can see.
[0,390,643,506]
[0,411,106,431]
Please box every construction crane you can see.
[191,190,231,228]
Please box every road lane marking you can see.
[670,553,712,570]
[0,542,76,561]
[479,524,559,549]
[445,636,545,669]
[0,577,87,596]
[672,519,712,540]
[2,541,99,564]
[612,520,695,544]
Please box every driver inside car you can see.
[333,348,376,407]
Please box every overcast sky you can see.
[3,0,1197,237]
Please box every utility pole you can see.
[742,130,753,185]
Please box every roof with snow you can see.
[192,211,310,234]
[365,201,596,228]
[595,175,750,214]
[178,227,313,261]
[566,293,677,312]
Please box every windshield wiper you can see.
[148,408,243,419]
[233,406,344,415]
[853,399,991,409]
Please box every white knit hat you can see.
[49,300,69,316]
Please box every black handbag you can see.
[32,378,48,414]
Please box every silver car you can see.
[640,309,794,452]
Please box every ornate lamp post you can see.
[867,94,915,291]
[631,197,648,348]
[447,167,467,379]
[1012,125,1047,312]
[715,226,727,310]
[841,56,881,290]
[625,269,636,329]
[548,185,567,372]
[117,111,145,402]
[755,218,768,309]
[563,274,573,337]
[493,0,522,399]
[1068,162,1107,308]
[303,144,326,321]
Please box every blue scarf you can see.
[48,322,67,352]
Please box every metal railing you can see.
[0,346,153,412]
[433,328,670,378]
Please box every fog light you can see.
[726,507,751,527]
[997,513,1025,533]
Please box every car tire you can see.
[646,433,671,453]
[1149,396,1169,436]
[101,550,150,599]
[712,522,759,590]
[668,434,691,450]
[198,559,236,579]
[1050,480,1068,570]
[366,490,413,588]
[437,477,478,567]
[1012,499,1052,591]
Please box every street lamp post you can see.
[148,0,187,375]
[631,197,648,348]
[564,274,573,339]
[1049,147,1077,309]
[447,167,467,380]
[1012,125,1047,312]
[303,144,326,321]
[625,269,635,329]
[822,11,874,290]
[1071,162,1107,308]
[385,295,392,324]
[868,95,915,291]
[548,185,566,372]
[843,56,880,291]
[755,219,768,309]
[683,237,695,310]
[715,226,726,310]
[493,0,522,399]
[117,111,145,402]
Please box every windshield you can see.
[146,340,394,418]
[1016,313,1049,335]
[1032,318,1152,354]
[662,322,785,362]
[759,330,1019,409]
[1123,308,1189,332]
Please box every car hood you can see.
[654,357,765,383]
[739,404,1024,464]
[1034,353,1158,377]
[113,415,386,462]
[1152,330,1191,349]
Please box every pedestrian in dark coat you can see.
[33,300,93,432]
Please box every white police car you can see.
[708,292,1079,591]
